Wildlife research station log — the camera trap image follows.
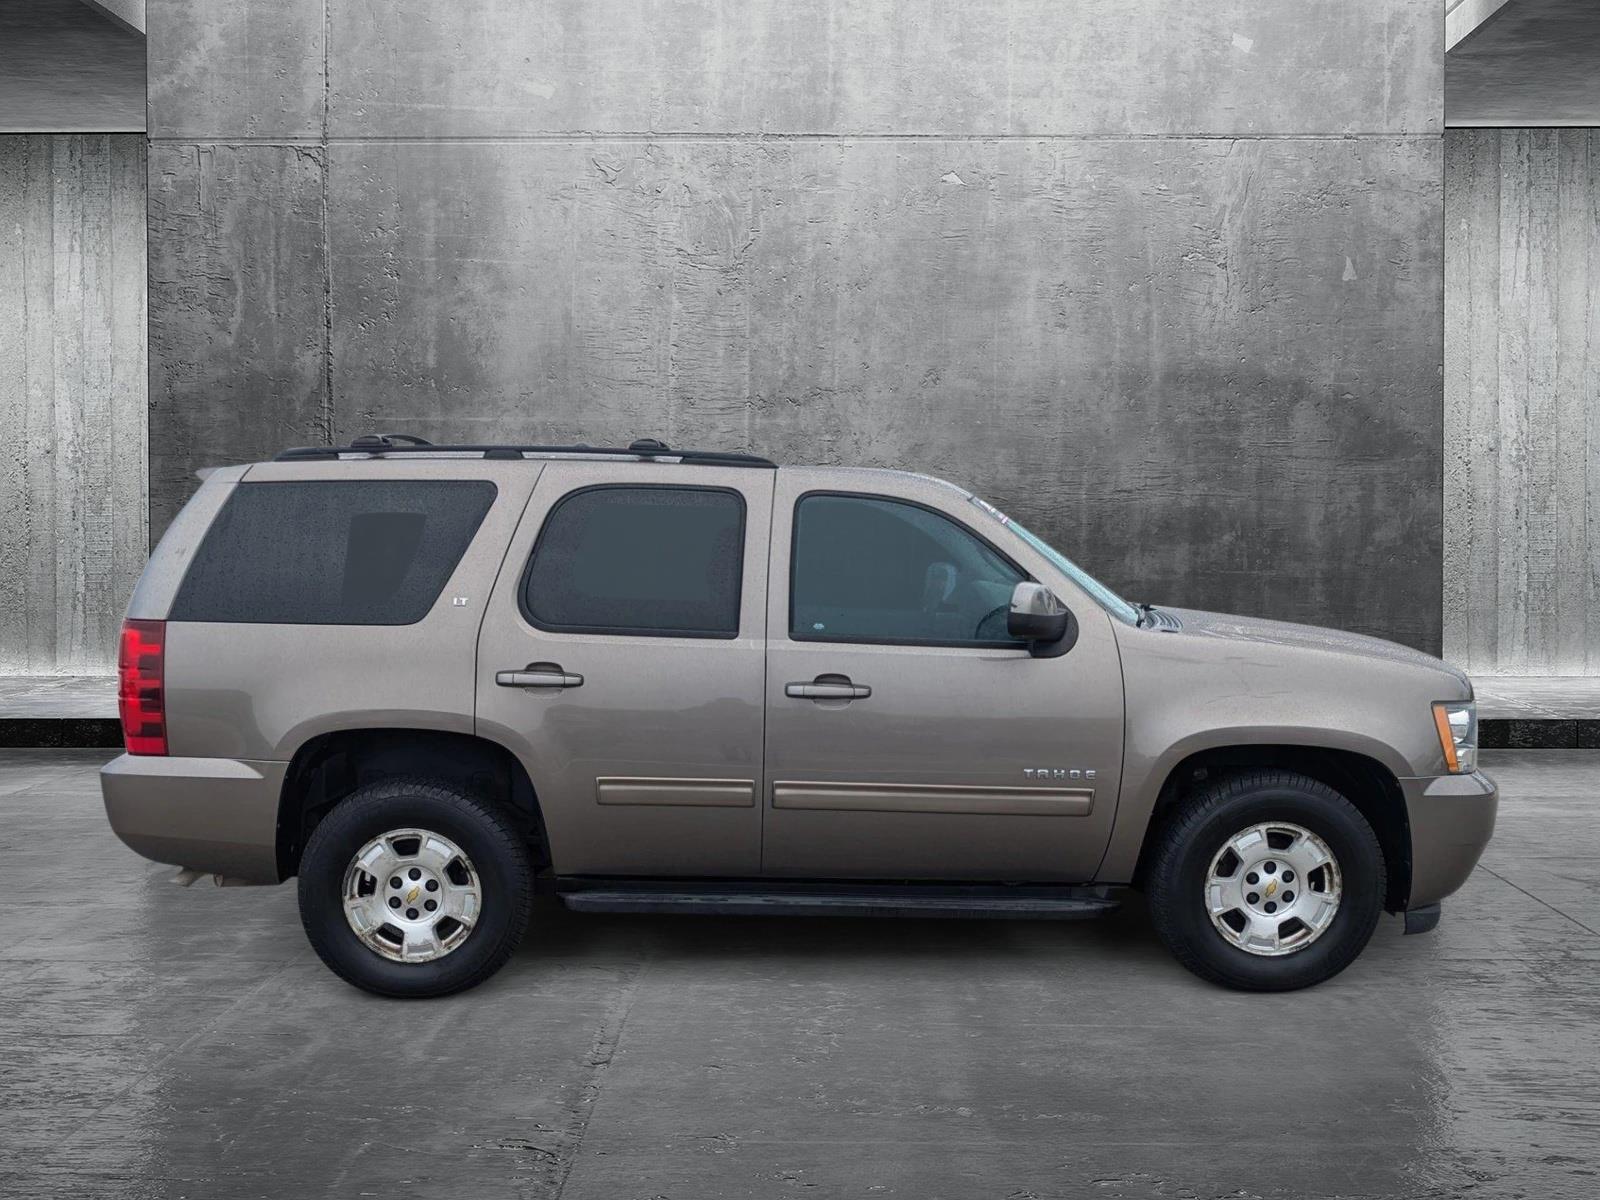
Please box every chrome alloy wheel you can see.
[342,828,482,963]
[1204,822,1342,957]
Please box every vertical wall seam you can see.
[320,0,334,444]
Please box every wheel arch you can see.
[276,727,550,880]
[1128,743,1412,912]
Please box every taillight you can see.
[118,619,167,755]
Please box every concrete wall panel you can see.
[1444,129,1600,675]
[0,135,147,675]
[329,0,1441,138]
[147,144,328,531]
[148,0,324,138]
[328,136,1442,645]
[144,0,1444,141]
[148,0,1446,649]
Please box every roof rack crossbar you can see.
[273,438,777,468]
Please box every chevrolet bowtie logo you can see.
[1265,881,1278,898]
[405,886,420,904]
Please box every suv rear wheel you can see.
[297,777,533,997]
[1146,769,1385,991]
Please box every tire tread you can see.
[1145,768,1385,991]
[297,775,533,998]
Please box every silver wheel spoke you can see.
[1207,876,1241,916]
[403,923,444,960]
[1229,828,1267,862]
[442,885,480,925]
[355,840,399,884]
[344,894,379,932]
[1299,891,1339,931]
[1241,913,1282,954]
[1283,834,1329,876]
[413,835,457,874]
[341,826,482,965]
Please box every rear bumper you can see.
[100,754,286,884]
[1402,770,1498,908]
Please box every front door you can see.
[761,470,1125,881]
[476,460,773,877]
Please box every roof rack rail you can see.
[350,433,433,450]
[274,436,777,469]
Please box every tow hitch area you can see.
[171,868,258,888]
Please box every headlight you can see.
[1432,701,1477,774]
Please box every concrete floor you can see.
[1,750,1597,1198]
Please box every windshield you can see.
[966,495,1142,625]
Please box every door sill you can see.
[555,879,1120,920]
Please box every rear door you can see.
[761,469,1125,882]
[476,461,774,877]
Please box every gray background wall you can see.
[0,134,148,675]
[1444,128,1600,676]
[148,0,1445,651]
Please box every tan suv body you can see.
[102,440,1497,995]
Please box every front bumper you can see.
[1402,770,1498,908]
[100,754,286,884]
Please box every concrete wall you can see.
[149,0,1445,650]
[1444,129,1600,676]
[0,135,148,674]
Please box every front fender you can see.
[1096,724,1415,883]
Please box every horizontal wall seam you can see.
[146,132,1445,146]
[1448,120,1600,129]
[1,125,145,134]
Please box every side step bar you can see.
[557,882,1120,921]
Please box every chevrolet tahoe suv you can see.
[103,436,1497,997]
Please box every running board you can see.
[557,883,1120,921]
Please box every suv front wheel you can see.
[297,777,533,997]
[1146,769,1386,991]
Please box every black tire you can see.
[1145,769,1385,991]
[297,776,533,998]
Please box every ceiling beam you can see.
[1447,0,1516,52]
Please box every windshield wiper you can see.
[1136,602,1156,628]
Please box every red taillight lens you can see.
[118,619,167,755]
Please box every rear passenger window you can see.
[522,486,744,637]
[170,480,496,625]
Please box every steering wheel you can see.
[974,603,1009,641]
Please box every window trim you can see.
[517,482,748,640]
[787,489,1044,650]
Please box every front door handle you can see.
[785,675,871,701]
[496,662,584,689]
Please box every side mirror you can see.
[1007,582,1075,658]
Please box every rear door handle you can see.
[496,662,584,689]
[785,676,871,701]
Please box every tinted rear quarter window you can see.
[170,480,496,625]
[522,485,745,637]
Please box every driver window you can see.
[790,494,1027,646]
